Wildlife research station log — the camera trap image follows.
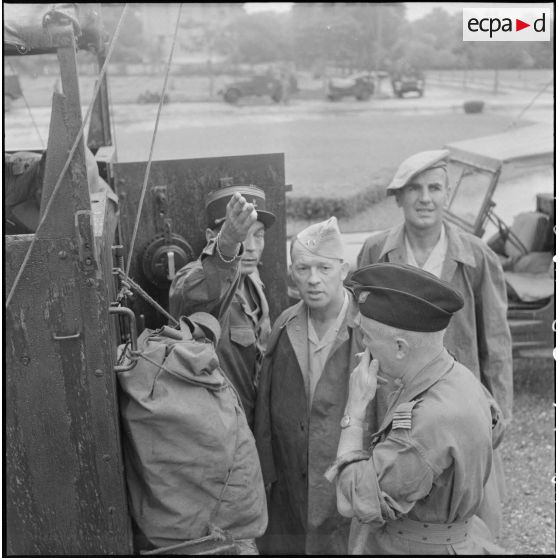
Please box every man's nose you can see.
[308,267,320,284]
[243,236,255,251]
[418,187,432,202]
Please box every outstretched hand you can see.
[218,192,258,255]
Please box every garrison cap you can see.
[205,184,276,229]
[293,216,344,261]
[351,262,464,332]
[386,149,449,195]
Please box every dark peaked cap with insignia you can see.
[205,184,276,229]
[351,263,464,332]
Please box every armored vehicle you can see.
[5,4,288,554]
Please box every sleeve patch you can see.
[391,399,421,430]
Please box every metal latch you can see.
[109,306,139,372]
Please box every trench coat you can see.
[356,221,513,537]
[331,350,505,555]
[169,238,270,429]
[254,291,372,555]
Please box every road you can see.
[5,84,551,202]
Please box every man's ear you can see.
[394,190,403,208]
[394,337,410,360]
[340,261,350,281]
[206,228,217,243]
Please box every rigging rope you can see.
[507,78,553,129]
[124,3,183,277]
[6,4,129,308]
[114,268,179,327]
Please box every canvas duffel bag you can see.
[117,312,267,550]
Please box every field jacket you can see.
[169,238,270,429]
[333,350,504,555]
[357,221,513,423]
[254,292,371,555]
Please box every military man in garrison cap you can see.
[326,263,505,555]
[356,150,512,536]
[169,185,275,432]
[254,217,371,555]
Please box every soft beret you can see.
[386,149,449,195]
[350,262,464,332]
[205,184,276,229]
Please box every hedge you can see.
[286,175,388,220]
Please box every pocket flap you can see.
[230,326,256,347]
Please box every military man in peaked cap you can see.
[326,262,505,555]
[170,185,275,432]
[254,217,372,555]
[356,150,512,536]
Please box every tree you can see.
[101,5,144,63]
[217,12,291,66]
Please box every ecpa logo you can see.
[463,7,551,41]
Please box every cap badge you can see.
[306,239,317,248]
[358,291,370,304]
[251,198,258,208]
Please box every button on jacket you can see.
[169,238,270,429]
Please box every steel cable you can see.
[124,3,183,277]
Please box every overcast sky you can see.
[243,3,553,21]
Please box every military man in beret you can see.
[326,262,505,555]
[254,217,370,555]
[356,149,512,536]
[169,186,275,431]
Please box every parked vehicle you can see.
[444,123,554,358]
[391,67,425,98]
[220,73,297,104]
[326,72,375,101]
[5,4,289,555]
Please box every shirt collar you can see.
[380,220,476,269]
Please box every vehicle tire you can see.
[417,89,424,97]
[224,88,241,104]
[271,92,282,103]
[396,91,404,99]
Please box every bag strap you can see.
[206,403,239,533]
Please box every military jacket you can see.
[335,350,504,554]
[357,221,513,423]
[169,239,270,429]
[254,292,372,555]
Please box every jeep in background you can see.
[444,123,554,358]
[326,72,375,101]
[391,67,425,98]
[220,73,297,104]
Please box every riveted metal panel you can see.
[113,153,288,328]
[5,26,132,553]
